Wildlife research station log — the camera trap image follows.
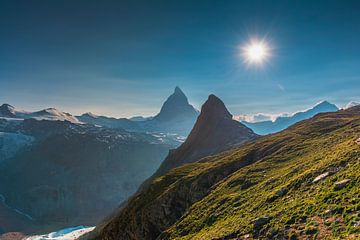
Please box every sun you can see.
[242,40,270,64]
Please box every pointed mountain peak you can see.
[167,86,188,103]
[153,87,198,122]
[174,86,184,95]
[200,94,232,120]
[312,101,338,111]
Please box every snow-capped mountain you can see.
[344,101,360,109]
[28,108,80,123]
[242,101,339,135]
[0,104,79,123]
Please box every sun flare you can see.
[242,40,270,64]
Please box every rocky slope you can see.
[243,101,339,135]
[0,119,179,235]
[89,106,360,240]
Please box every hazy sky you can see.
[1,0,360,117]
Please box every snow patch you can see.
[25,226,95,240]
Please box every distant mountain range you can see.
[241,101,339,135]
[0,104,80,123]
[0,87,199,137]
[77,86,199,136]
[2,90,356,137]
[0,88,357,238]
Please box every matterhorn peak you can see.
[153,87,198,122]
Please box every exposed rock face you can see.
[153,94,258,177]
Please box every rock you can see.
[253,216,270,230]
[276,187,287,197]
[312,172,330,183]
[334,179,351,190]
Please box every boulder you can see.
[253,216,270,230]
[334,179,351,190]
[312,172,330,183]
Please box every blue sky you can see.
[1,0,360,117]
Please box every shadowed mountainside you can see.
[0,119,178,235]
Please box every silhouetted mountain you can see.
[141,87,199,135]
[153,86,198,122]
[243,101,339,135]
[154,94,258,177]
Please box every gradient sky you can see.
[1,0,360,117]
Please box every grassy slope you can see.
[95,107,360,240]
[163,109,360,239]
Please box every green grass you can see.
[96,108,360,240]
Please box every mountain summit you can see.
[140,87,199,135]
[153,86,198,122]
[152,94,258,177]
[0,104,17,118]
